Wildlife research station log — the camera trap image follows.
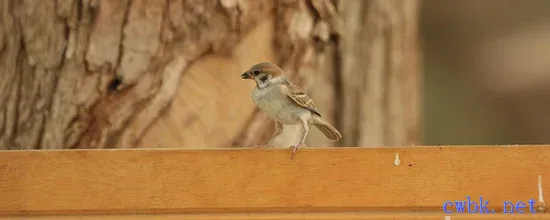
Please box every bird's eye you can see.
[252,70,260,76]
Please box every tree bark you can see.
[337,0,421,146]
[0,0,420,150]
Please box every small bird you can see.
[240,62,342,157]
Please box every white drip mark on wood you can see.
[539,175,546,211]
[394,153,401,166]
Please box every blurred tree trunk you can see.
[0,0,419,150]
[337,0,421,146]
[235,0,422,148]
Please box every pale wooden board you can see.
[1,146,550,217]
[1,212,550,220]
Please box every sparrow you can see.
[240,62,342,157]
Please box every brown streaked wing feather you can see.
[285,82,322,117]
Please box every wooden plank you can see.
[1,212,550,220]
[1,146,550,216]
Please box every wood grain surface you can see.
[1,146,549,218]
[1,212,549,220]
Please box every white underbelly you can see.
[258,99,299,124]
[252,88,309,125]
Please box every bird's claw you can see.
[289,144,306,159]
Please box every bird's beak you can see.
[241,71,251,79]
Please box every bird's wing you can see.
[285,81,322,117]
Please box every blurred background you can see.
[3,0,550,149]
[422,0,550,145]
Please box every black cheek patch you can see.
[260,75,269,81]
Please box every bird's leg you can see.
[290,119,309,159]
[266,121,283,146]
[254,121,283,148]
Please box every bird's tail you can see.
[312,116,342,141]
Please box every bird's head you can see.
[241,62,286,89]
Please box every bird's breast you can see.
[251,86,305,125]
